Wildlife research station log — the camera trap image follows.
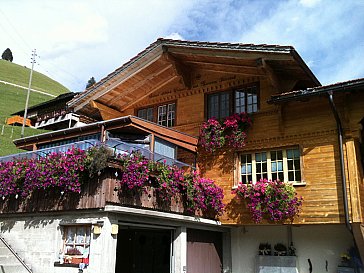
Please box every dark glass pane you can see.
[287,149,293,158]
[271,152,276,161]
[256,164,261,172]
[294,159,300,169]
[248,175,252,183]
[256,153,261,161]
[277,151,283,159]
[278,172,284,181]
[288,161,293,170]
[288,171,294,181]
[296,171,301,181]
[262,163,267,172]
[247,154,252,162]
[272,173,277,181]
[262,152,267,161]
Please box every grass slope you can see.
[0,59,69,95]
[0,125,48,156]
[0,83,51,124]
[0,59,70,156]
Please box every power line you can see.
[21,49,37,138]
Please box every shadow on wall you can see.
[197,149,235,175]
[224,197,252,224]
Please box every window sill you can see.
[292,182,306,187]
[54,262,79,268]
[232,181,306,189]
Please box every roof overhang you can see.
[14,115,198,152]
[268,78,364,104]
[69,38,320,120]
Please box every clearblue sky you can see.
[1,0,364,92]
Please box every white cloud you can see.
[299,0,321,7]
[165,32,184,40]
[0,0,363,91]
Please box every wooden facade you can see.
[68,39,364,228]
[10,39,364,259]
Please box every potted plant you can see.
[274,243,287,256]
[65,247,83,264]
[258,243,272,255]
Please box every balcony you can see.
[0,138,223,219]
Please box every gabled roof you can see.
[14,115,198,152]
[13,92,75,116]
[69,38,320,119]
[268,77,364,104]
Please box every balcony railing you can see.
[0,139,191,168]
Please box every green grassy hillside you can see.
[0,83,51,124]
[0,59,70,156]
[0,59,69,95]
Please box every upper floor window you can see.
[237,147,301,186]
[137,102,176,127]
[207,83,259,120]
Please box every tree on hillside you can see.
[2,48,13,62]
[86,77,96,89]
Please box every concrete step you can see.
[0,254,20,265]
[0,264,30,273]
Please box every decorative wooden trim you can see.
[133,76,260,108]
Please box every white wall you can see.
[0,212,117,273]
[231,224,354,273]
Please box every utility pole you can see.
[21,49,37,138]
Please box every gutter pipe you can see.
[328,92,352,232]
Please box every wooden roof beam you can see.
[162,49,192,89]
[186,60,265,76]
[256,58,282,91]
[90,100,123,120]
[120,75,179,112]
[104,63,174,105]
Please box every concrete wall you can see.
[231,224,354,273]
[0,212,117,273]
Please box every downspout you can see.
[328,92,352,232]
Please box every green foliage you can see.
[84,145,113,177]
[86,77,96,89]
[1,48,13,62]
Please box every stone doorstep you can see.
[0,264,30,273]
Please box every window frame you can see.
[205,82,260,120]
[235,146,303,187]
[61,224,91,263]
[136,101,177,127]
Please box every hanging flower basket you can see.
[232,179,303,223]
[199,112,252,153]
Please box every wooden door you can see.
[187,229,222,273]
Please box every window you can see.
[238,147,301,185]
[137,108,154,122]
[137,102,176,127]
[207,83,259,120]
[62,225,91,263]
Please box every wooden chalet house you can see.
[0,38,363,273]
[9,92,94,130]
